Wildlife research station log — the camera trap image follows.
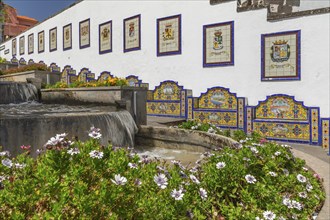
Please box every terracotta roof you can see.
[17,15,38,22]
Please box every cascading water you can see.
[0,102,138,156]
[0,82,39,104]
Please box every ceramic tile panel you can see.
[253,121,310,142]
[19,58,26,65]
[246,106,253,135]
[310,108,320,144]
[28,59,35,65]
[255,95,308,120]
[10,57,18,64]
[97,71,114,82]
[203,21,234,67]
[181,90,186,116]
[252,94,321,145]
[147,102,181,117]
[194,111,238,128]
[49,63,60,73]
[187,97,193,119]
[261,30,301,81]
[157,14,181,56]
[153,81,181,101]
[61,65,77,84]
[147,80,189,118]
[238,98,245,129]
[321,119,329,149]
[197,87,237,110]
[77,69,94,82]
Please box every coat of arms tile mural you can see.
[261,30,300,81]
[124,15,141,52]
[203,21,234,67]
[157,14,181,56]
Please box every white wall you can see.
[1,0,329,117]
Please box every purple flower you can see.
[171,189,184,200]
[111,174,127,185]
[154,173,168,189]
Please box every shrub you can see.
[0,57,7,63]
[1,63,49,75]
[0,128,325,219]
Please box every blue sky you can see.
[4,0,76,22]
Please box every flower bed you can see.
[45,77,128,89]
[0,126,325,219]
[0,63,49,75]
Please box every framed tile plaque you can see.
[99,20,112,54]
[19,36,25,55]
[261,30,301,81]
[49,27,57,52]
[157,14,181,56]
[28,33,34,54]
[38,31,45,53]
[63,23,72,51]
[203,21,234,67]
[79,18,90,49]
[12,38,17,56]
[124,14,141,53]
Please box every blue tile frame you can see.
[261,30,301,81]
[99,20,112,54]
[203,21,234,67]
[63,23,72,51]
[49,27,57,52]
[156,14,182,57]
[123,14,141,53]
[79,18,91,49]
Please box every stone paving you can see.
[147,116,330,220]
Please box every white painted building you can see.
[0,0,329,118]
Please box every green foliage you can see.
[178,120,226,135]
[0,131,325,219]
[0,57,7,63]
[1,63,49,75]
[232,129,247,141]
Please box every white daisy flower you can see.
[245,174,257,184]
[297,174,307,183]
[263,210,276,220]
[216,162,226,169]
